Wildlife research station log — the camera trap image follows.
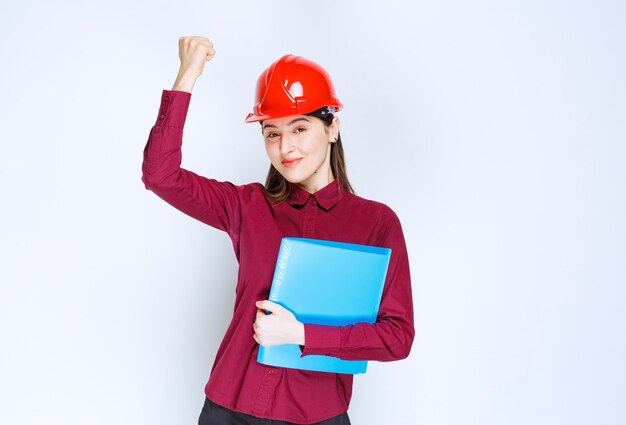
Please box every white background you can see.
[1,1,624,424]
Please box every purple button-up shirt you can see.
[141,89,414,424]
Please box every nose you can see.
[279,133,295,155]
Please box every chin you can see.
[280,173,309,185]
[275,166,311,184]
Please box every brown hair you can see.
[262,110,355,203]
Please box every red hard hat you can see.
[245,54,343,123]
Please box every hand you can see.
[253,300,305,347]
[172,36,215,92]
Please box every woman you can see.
[142,36,415,425]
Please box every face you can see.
[262,114,339,193]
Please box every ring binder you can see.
[257,237,392,374]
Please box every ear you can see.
[329,115,341,143]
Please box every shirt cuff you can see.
[299,323,342,358]
[155,89,192,128]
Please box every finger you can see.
[255,309,265,321]
[256,300,281,313]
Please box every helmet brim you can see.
[244,113,272,123]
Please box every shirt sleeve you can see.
[299,210,415,362]
[141,89,243,240]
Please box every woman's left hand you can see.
[253,300,305,346]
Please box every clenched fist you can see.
[172,35,215,93]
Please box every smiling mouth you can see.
[281,158,302,168]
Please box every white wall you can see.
[1,1,624,424]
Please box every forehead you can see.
[262,115,313,130]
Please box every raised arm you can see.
[141,36,243,238]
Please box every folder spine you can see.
[269,239,291,304]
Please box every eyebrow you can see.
[262,117,311,131]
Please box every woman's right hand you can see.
[172,36,216,93]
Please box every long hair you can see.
[262,110,355,203]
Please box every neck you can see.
[297,172,335,194]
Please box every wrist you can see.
[295,322,305,345]
[172,69,199,93]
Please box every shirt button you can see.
[159,114,165,119]
[163,95,170,101]
[268,369,274,375]
[306,216,313,222]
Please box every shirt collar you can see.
[286,180,346,210]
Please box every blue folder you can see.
[257,237,392,374]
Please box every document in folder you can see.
[257,237,392,374]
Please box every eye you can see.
[265,132,279,139]
[295,127,306,133]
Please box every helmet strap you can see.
[305,106,336,120]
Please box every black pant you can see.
[198,397,352,425]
